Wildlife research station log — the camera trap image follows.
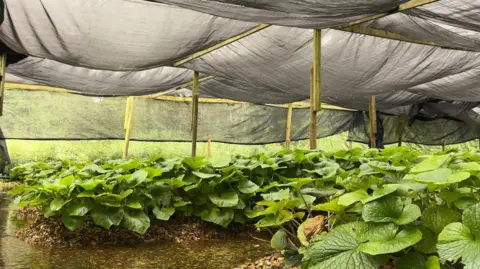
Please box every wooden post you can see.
[191,71,199,157]
[123,97,134,159]
[348,141,353,149]
[309,67,317,149]
[442,139,446,151]
[369,96,377,148]
[397,118,403,147]
[285,103,293,148]
[0,54,7,116]
[207,135,212,157]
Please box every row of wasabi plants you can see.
[9,147,480,268]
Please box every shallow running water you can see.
[0,192,271,269]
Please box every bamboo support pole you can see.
[285,103,293,148]
[191,71,200,157]
[313,30,322,112]
[0,54,7,116]
[348,141,353,149]
[369,96,377,148]
[207,136,212,157]
[309,67,317,150]
[442,139,446,151]
[123,97,134,159]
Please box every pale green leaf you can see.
[422,206,461,234]
[238,180,259,194]
[361,184,399,203]
[358,227,422,255]
[338,189,369,207]
[437,222,480,269]
[91,207,124,229]
[411,155,451,173]
[261,189,290,201]
[122,210,150,234]
[413,168,470,186]
[153,206,175,221]
[271,230,288,250]
[192,171,221,179]
[362,196,420,225]
[208,192,239,208]
[66,201,90,216]
[50,197,71,212]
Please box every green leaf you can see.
[208,192,239,208]
[201,207,234,227]
[238,180,259,194]
[413,168,470,187]
[142,167,163,178]
[192,171,221,179]
[183,157,209,170]
[312,198,344,213]
[78,190,96,198]
[271,230,288,250]
[411,155,451,173]
[414,226,437,254]
[426,256,441,269]
[153,206,175,221]
[78,178,104,191]
[361,184,399,203]
[437,222,480,269]
[396,252,426,269]
[127,170,148,186]
[126,200,143,209]
[455,198,478,211]
[422,206,461,235]
[91,207,124,229]
[358,227,422,255]
[59,175,75,185]
[66,201,90,216]
[62,214,84,231]
[255,210,293,228]
[122,210,150,234]
[463,203,480,239]
[307,222,387,269]
[261,189,290,201]
[450,162,480,172]
[362,196,421,225]
[50,197,71,212]
[338,189,369,207]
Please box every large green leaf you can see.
[192,171,221,179]
[153,206,175,221]
[261,188,290,201]
[201,207,234,227]
[437,223,480,269]
[62,214,84,231]
[127,170,149,186]
[91,207,124,229]
[413,168,470,187]
[362,196,421,225]
[66,201,90,216]
[463,203,480,239]
[238,180,259,194]
[414,226,437,254]
[358,227,422,255]
[422,206,461,235]
[271,229,288,250]
[208,192,239,208]
[307,222,387,269]
[183,157,209,170]
[255,210,293,228]
[361,184,399,203]
[411,155,451,174]
[50,197,71,212]
[312,198,344,213]
[122,210,150,234]
[338,190,369,207]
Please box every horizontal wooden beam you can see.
[341,25,471,51]
[174,24,270,67]
[5,83,77,94]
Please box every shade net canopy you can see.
[0,0,478,146]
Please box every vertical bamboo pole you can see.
[397,118,403,147]
[207,135,212,157]
[191,71,199,157]
[123,97,134,159]
[348,141,353,149]
[0,54,7,116]
[309,67,317,149]
[442,139,446,151]
[369,96,377,148]
[285,103,293,148]
[313,30,322,112]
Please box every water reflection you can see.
[0,193,270,269]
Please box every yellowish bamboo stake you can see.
[309,67,317,150]
[123,97,134,159]
[207,135,212,157]
[286,103,293,148]
[313,30,322,112]
[348,141,353,149]
[0,54,7,116]
[369,96,377,148]
[192,71,200,157]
